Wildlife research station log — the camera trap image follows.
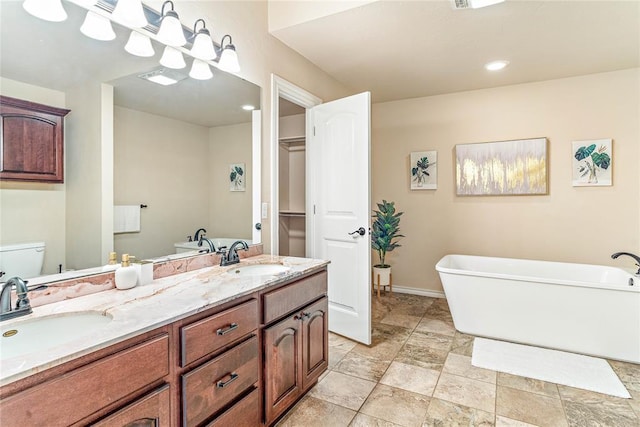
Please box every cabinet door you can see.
[91,385,170,427]
[0,96,69,182]
[301,297,329,390]
[263,314,302,424]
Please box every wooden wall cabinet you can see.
[0,95,70,183]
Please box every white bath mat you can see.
[472,337,630,398]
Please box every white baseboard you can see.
[391,286,446,299]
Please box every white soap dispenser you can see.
[115,254,137,290]
[103,251,120,272]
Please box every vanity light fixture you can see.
[125,31,155,57]
[189,59,213,80]
[485,60,510,71]
[160,45,186,69]
[218,35,241,73]
[112,0,148,28]
[156,1,187,47]
[190,19,217,60]
[80,11,116,41]
[22,0,67,22]
[242,105,255,111]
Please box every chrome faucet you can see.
[220,240,249,266]
[198,235,216,253]
[611,252,640,275]
[0,277,33,321]
[193,228,207,242]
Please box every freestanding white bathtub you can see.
[436,254,640,364]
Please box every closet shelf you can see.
[279,136,306,150]
[279,210,306,217]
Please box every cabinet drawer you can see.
[181,299,258,366]
[263,270,327,324]
[92,384,171,427]
[182,336,259,427]
[1,334,169,426]
[205,387,260,427]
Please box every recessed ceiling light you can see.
[242,105,255,111]
[138,68,187,86]
[485,60,510,71]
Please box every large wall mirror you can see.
[0,2,261,279]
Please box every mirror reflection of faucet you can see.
[193,228,207,242]
[198,236,216,253]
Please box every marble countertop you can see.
[0,255,329,387]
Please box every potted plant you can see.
[371,200,403,289]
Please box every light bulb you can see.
[112,0,148,28]
[125,31,155,57]
[189,59,213,80]
[80,11,116,41]
[23,0,67,22]
[160,46,186,69]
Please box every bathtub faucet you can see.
[611,252,640,275]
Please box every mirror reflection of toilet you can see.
[0,242,45,280]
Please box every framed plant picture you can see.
[229,163,246,191]
[572,139,612,186]
[410,151,437,190]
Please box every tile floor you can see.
[277,293,640,427]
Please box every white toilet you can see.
[0,242,45,280]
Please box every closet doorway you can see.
[278,98,306,256]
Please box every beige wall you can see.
[65,82,112,270]
[208,122,253,240]
[372,69,640,293]
[0,77,67,275]
[113,106,210,260]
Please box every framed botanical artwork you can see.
[572,139,612,186]
[229,163,246,191]
[410,151,437,190]
[455,137,548,196]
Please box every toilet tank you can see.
[0,242,45,280]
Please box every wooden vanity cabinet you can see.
[177,298,260,427]
[0,95,70,183]
[91,385,171,427]
[0,266,329,427]
[0,330,171,426]
[262,271,329,425]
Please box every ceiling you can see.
[0,2,260,127]
[270,0,640,103]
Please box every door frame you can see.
[269,74,322,255]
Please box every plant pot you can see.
[372,265,391,287]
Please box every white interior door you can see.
[308,92,371,345]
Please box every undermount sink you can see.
[226,264,291,277]
[0,311,113,360]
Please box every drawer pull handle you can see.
[216,372,239,388]
[216,323,238,336]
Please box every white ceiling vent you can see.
[452,0,505,9]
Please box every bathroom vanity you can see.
[0,256,328,426]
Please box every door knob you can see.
[255,223,262,230]
[348,227,366,236]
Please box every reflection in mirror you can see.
[0,2,261,280]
